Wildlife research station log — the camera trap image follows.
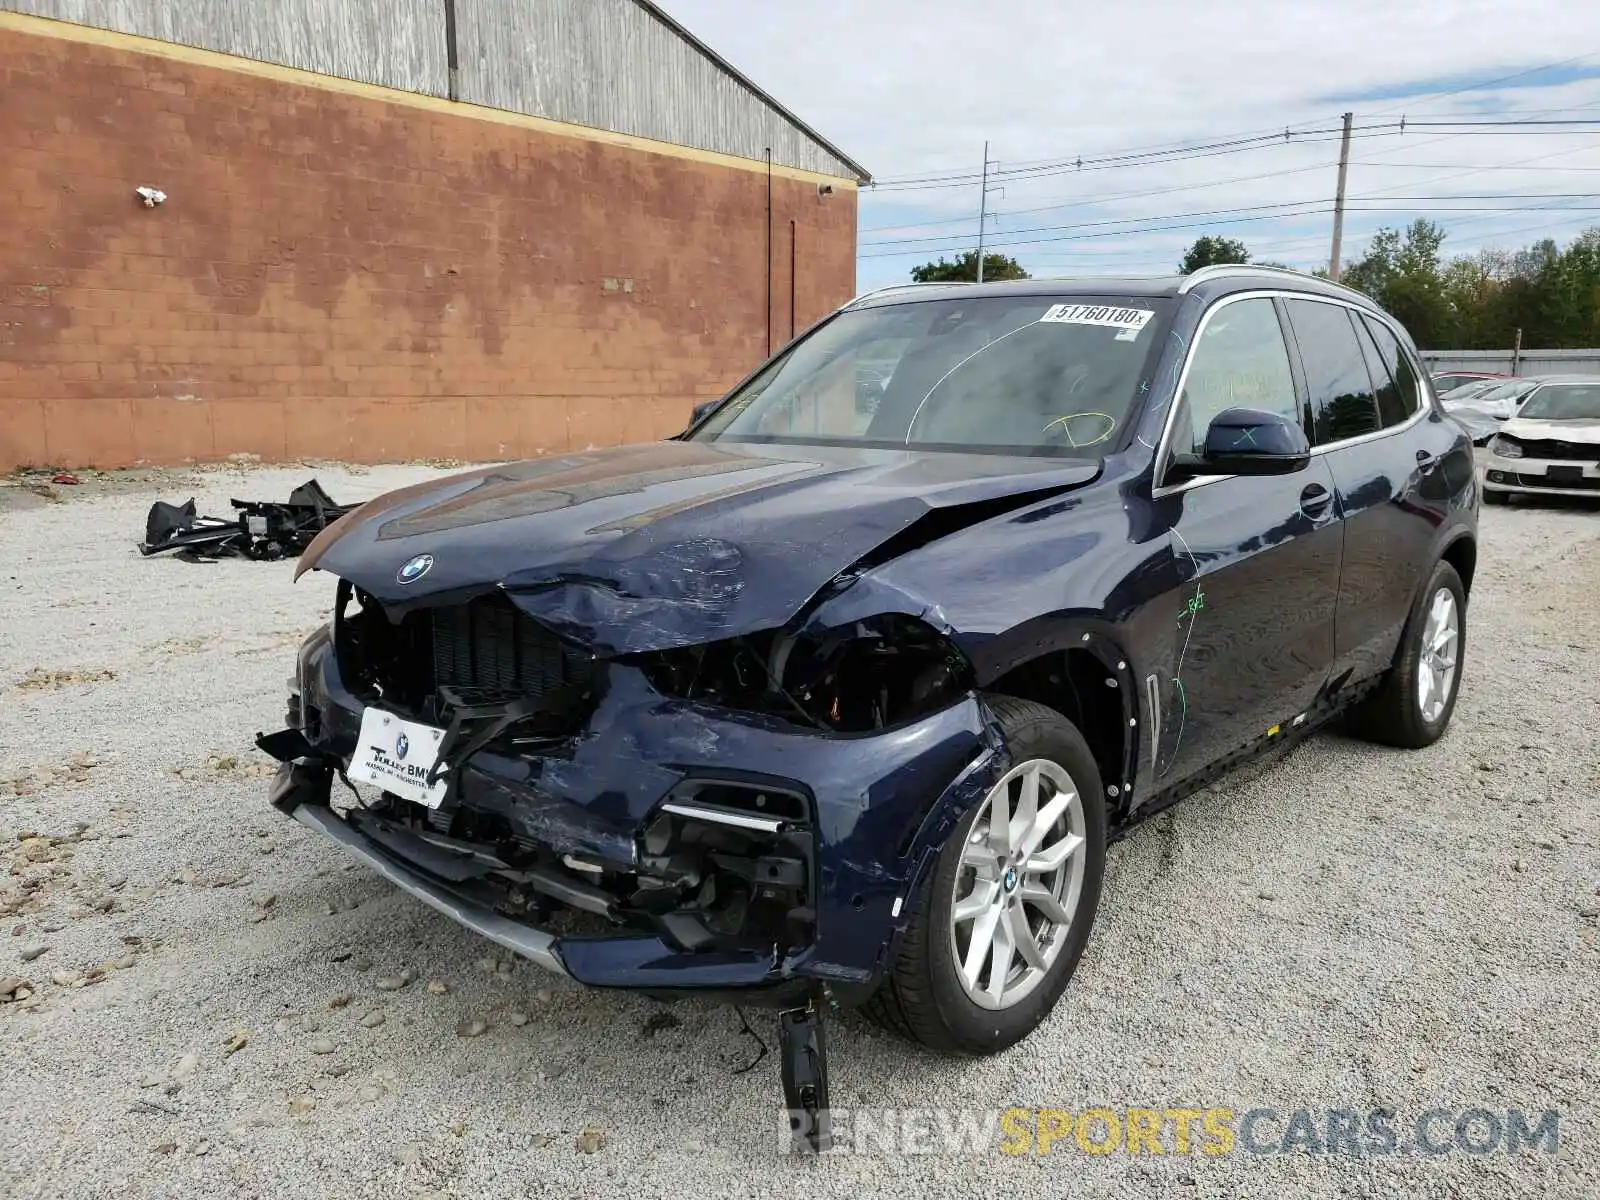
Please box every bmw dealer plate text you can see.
[349,708,449,808]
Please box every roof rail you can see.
[842,281,952,308]
[1176,263,1370,299]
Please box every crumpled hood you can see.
[298,440,1099,654]
[1502,416,1600,444]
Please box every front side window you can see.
[1170,297,1299,458]
[693,296,1170,455]
[1284,299,1381,445]
[1517,384,1600,421]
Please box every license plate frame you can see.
[348,708,449,808]
[1547,464,1584,484]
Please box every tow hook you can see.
[779,999,832,1153]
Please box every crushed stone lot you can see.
[1,463,1597,1200]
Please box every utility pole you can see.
[976,141,990,283]
[1328,112,1353,280]
[1511,327,1523,377]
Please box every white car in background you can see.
[1482,377,1600,503]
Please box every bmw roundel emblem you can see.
[397,553,434,584]
[395,732,410,760]
[1003,866,1019,892]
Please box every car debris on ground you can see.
[138,478,356,561]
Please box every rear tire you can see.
[1348,559,1466,748]
[862,695,1106,1056]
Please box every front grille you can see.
[1511,439,1600,462]
[429,593,592,702]
[338,584,593,717]
[1509,472,1600,492]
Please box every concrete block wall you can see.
[0,13,858,468]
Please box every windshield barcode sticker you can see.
[1039,304,1155,340]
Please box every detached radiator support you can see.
[779,1003,832,1153]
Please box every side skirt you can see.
[1112,672,1382,841]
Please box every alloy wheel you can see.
[948,758,1088,1011]
[1416,586,1460,724]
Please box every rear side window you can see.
[1359,316,1423,426]
[1284,299,1381,445]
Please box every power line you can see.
[1349,161,1600,170]
[865,119,1349,186]
[860,140,1600,239]
[859,161,1344,234]
[858,207,1338,259]
[867,122,1396,190]
[860,195,1600,261]
[861,199,1338,250]
[863,191,1600,252]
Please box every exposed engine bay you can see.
[631,613,973,733]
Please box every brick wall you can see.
[0,15,858,469]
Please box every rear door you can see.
[1154,295,1343,785]
[1280,299,1453,686]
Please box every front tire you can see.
[863,696,1106,1055]
[1348,559,1466,748]
[1483,488,1509,505]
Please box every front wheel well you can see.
[987,647,1131,803]
[1441,535,1477,599]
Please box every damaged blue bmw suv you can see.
[261,265,1477,1146]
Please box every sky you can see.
[656,0,1600,291]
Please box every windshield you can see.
[1478,379,1538,403]
[1442,380,1498,401]
[1518,384,1600,421]
[692,296,1171,455]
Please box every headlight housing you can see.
[632,615,972,733]
[1489,434,1522,458]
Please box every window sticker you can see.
[1039,303,1155,341]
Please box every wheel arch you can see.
[976,619,1141,822]
[1439,531,1478,600]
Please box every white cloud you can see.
[657,0,1600,287]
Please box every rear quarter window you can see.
[1357,316,1423,427]
[1283,299,1382,445]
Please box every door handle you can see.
[1300,483,1333,518]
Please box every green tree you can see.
[1333,222,1600,350]
[909,251,1030,283]
[1341,220,1451,347]
[1178,236,1250,274]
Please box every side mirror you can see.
[685,399,718,432]
[1196,407,1310,476]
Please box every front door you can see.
[1151,294,1343,785]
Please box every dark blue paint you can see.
[286,271,1478,998]
[298,636,999,986]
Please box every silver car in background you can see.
[1447,376,1550,443]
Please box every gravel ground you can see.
[1,462,1596,1200]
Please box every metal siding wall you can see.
[1422,349,1600,375]
[2,0,448,95]
[454,0,853,177]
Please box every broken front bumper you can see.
[266,628,1007,1001]
[272,777,566,976]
